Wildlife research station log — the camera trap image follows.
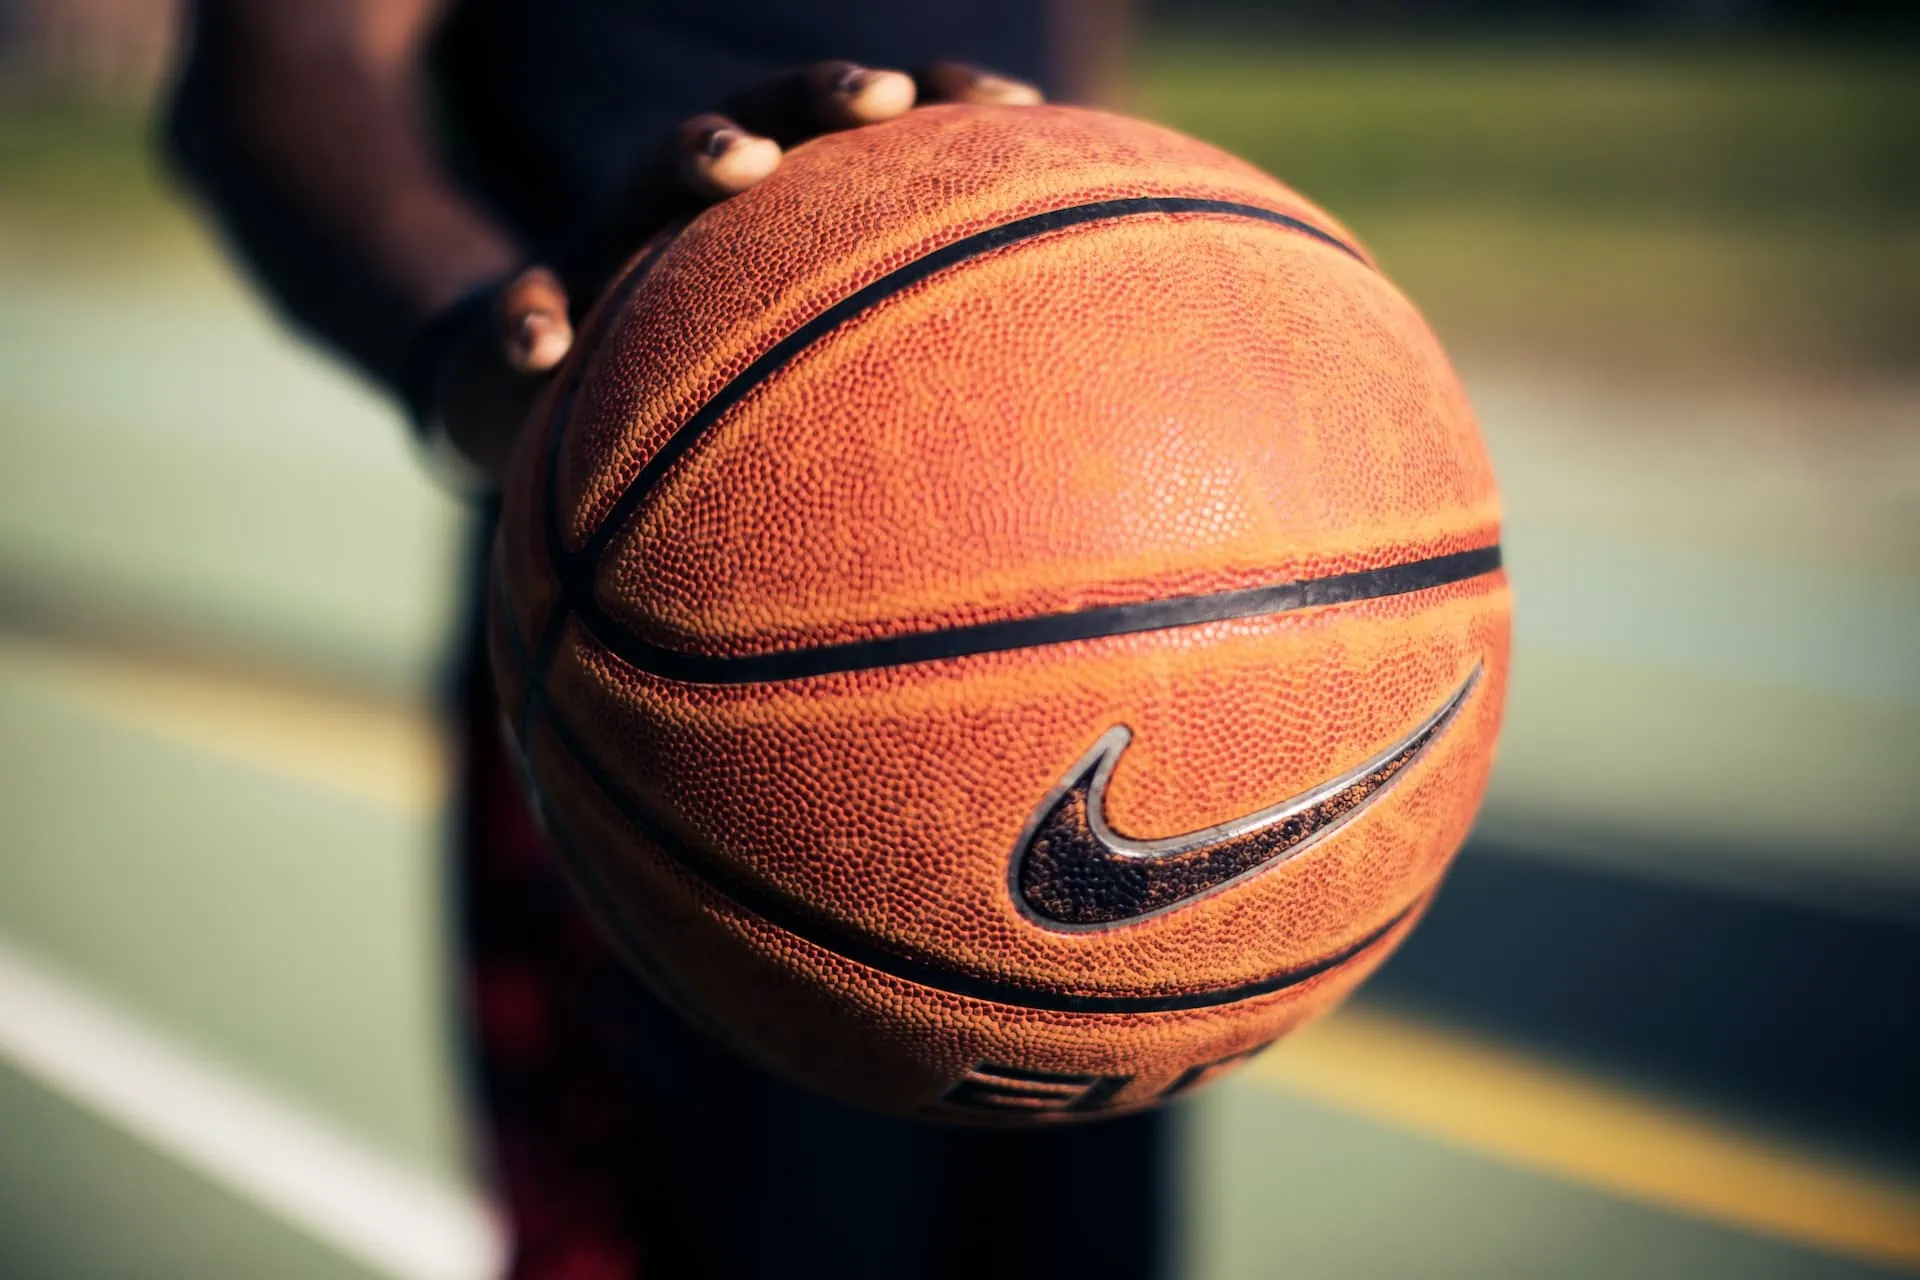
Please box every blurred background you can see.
[0,1,1915,1277]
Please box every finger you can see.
[495,266,573,375]
[569,115,771,299]
[809,61,917,129]
[916,61,1044,107]
[726,61,916,144]
[672,112,783,200]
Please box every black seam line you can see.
[534,681,1418,1015]
[538,794,768,1058]
[526,228,685,742]
[556,196,1368,585]
[580,544,1502,686]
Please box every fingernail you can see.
[834,65,871,96]
[702,127,742,158]
[973,73,1042,105]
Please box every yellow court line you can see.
[0,631,450,817]
[1255,1007,1920,1271]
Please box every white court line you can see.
[0,936,505,1280]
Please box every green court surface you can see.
[3,85,1919,1278]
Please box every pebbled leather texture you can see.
[491,104,1511,1122]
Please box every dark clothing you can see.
[434,5,1168,1278]
[432,0,1050,258]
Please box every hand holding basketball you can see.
[428,61,1042,483]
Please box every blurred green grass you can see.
[1137,40,1919,381]
[1138,42,1916,221]
[0,91,178,237]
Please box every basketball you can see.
[489,103,1509,1122]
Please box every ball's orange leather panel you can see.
[597,213,1494,658]
[491,103,1511,1121]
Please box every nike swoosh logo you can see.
[1011,666,1482,929]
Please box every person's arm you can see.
[164,0,528,393]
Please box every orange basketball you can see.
[490,104,1509,1122]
